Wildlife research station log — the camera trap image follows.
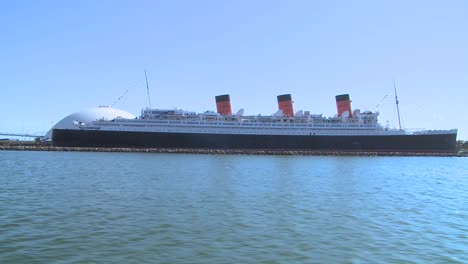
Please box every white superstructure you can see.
[78,108,457,137]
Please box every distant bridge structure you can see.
[0,133,44,139]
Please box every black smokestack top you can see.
[335,94,350,102]
[215,94,230,103]
[277,94,292,102]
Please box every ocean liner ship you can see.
[52,94,457,152]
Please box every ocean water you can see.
[0,151,467,263]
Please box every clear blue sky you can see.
[1,0,467,139]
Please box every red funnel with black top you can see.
[215,94,232,115]
[277,94,294,117]
[335,94,353,117]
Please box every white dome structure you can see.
[45,106,135,140]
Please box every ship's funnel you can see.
[277,94,294,117]
[335,94,353,118]
[215,94,232,115]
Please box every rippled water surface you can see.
[1,151,467,263]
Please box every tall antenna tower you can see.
[393,78,402,130]
[145,68,152,109]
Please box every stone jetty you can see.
[0,140,466,157]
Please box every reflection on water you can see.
[1,151,467,263]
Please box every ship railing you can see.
[405,128,458,135]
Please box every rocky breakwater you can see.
[0,140,465,157]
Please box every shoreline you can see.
[0,141,466,157]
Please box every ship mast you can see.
[393,79,402,130]
[145,68,152,109]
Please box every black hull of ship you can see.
[52,129,457,153]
